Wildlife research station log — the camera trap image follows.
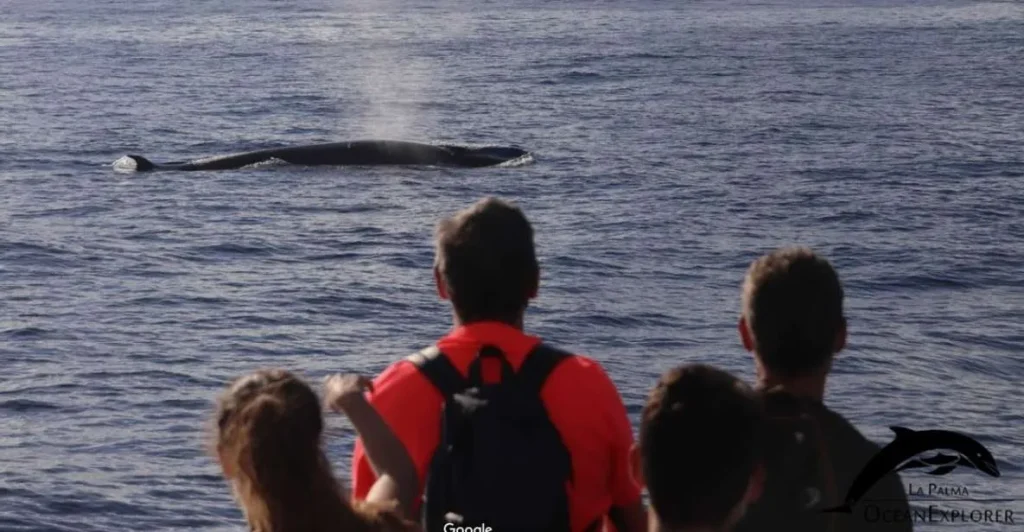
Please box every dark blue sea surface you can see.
[2,0,1022,530]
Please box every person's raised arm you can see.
[324,374,418,521]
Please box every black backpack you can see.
[406,343,574,532]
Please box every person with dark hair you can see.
[733,246,912,531]
[350,197,647,532]
[212,369,419,532]
[740,246,847,380]
[631,363,766,532]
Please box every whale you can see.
[113,140,531,172]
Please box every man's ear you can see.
[739,317,754,352]
[528,268,539,300]
[746,462,766,503]
[434,266,449,300]
[834,317,847,354]
[628,443,645,488]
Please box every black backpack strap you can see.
[467,344,515,387]
[515,343,572,393]
[407,346,467,398]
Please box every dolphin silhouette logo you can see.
[822,426,1000,513]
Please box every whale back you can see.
[112,140,532,171]
[442,145,530,167]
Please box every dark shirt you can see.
[734,387,913,532]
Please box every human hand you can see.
[323,373,374,412]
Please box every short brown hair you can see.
[434,197,539,324]
[741,246,845,376]
[640,364,764,529]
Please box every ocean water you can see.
[1,0,1022,530]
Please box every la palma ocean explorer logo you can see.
[823,426,1017,526]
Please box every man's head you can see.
[739,246,846,379]
[631,364,765,531]
[433,197,539,325]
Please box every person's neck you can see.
[754,358,829,401]
[451,313,525,331]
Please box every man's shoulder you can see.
[758,394,887,487]
[375,355,423,384]
[813,404,909,500]
[737,399,911,532]
[530,343,628,409]
[366,348,442,403]
[761,393,878,450]
[813,402,885,458]
[374,338,617,395]
[533,342,609,378]
[816,408,913,530]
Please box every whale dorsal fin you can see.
[890,426,916,438]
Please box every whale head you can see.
[443,145,531,167]
[112,155,157,172]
